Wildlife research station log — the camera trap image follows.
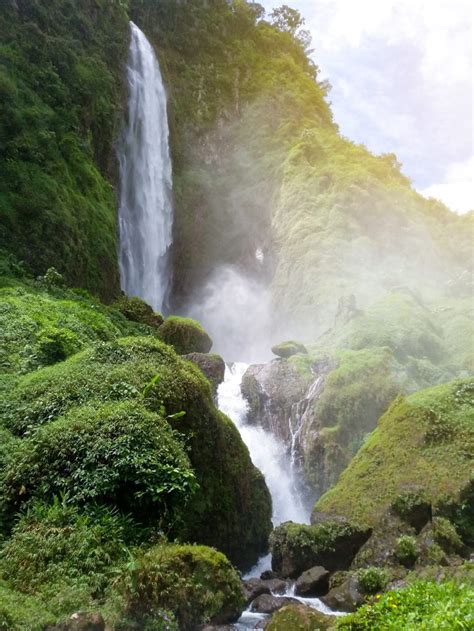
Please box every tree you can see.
[270,4,312,50]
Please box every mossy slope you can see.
[315,378,474,528]
[1,334,271,567]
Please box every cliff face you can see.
[0,0,130,299]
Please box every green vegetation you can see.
[315,378,474,527]
[157,316,213,354]
[0,277,147,376]
[113,295,164,329]
[394,536,418,567]
[338,580,474,630]
[0,1,130,298]
[1,402,197,526]
[116,544,244,629]
[356,567,390,595]
[1,332,271,565]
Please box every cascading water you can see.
[218,363,308,527]
[118,22,173,312]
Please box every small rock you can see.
[250,594,300,615]
[261,570,277,580]
[46,612,105,631]
[242,578,288,604]
[242,578,271,605]
[182,352,225,396]
[271,341,308,359]
[321,576,364,612]
[265,578,288,595]
[295,565,330,596]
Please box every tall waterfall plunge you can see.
[118,22,173,312]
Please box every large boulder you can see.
[241,359,313,442]
[314,379,474,531]
[270,520,371,578]
[183,352,226,396]
[117,544,244,629]
[158,316,213,354]
[295,566,330,596]
[113,295,164,329]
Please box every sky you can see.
[261,0,473,213]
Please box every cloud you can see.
[420,157,474,213]
[261,0,473,198]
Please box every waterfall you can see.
[218,363,308,526]
[118,21,173,313]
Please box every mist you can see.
[185,265,273,363]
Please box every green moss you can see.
[315,378,474,527]
[271,340,308,358]
[1,336,272,567]
[157,316,213,355]
[116,543,244,629]
[267,604,336,630]
[113,295,164,330]
[0,281,148,375]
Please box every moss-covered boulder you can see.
[158,316,213,354]
[113,295,164,329]
[116,544,244,630]
[314,378,474,530]
[269,521,371,578]
[271,341,308,359]
[182,352,225,396]
[266,604,336,631]
[1,336,271,568]
[1,402,196,525]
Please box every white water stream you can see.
[118,22,173,312]
[218,363,308,528]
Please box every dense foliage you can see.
[338,580,474,630]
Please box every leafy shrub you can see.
[1,402,197,526]
[338,580,474,629]
[394,535,418,567]
[0,499,130,615]
[0,581,54,631]
[37,267,65,290]
[357,567,390,595]
[431,517,464,553]
[117,544,244,629]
